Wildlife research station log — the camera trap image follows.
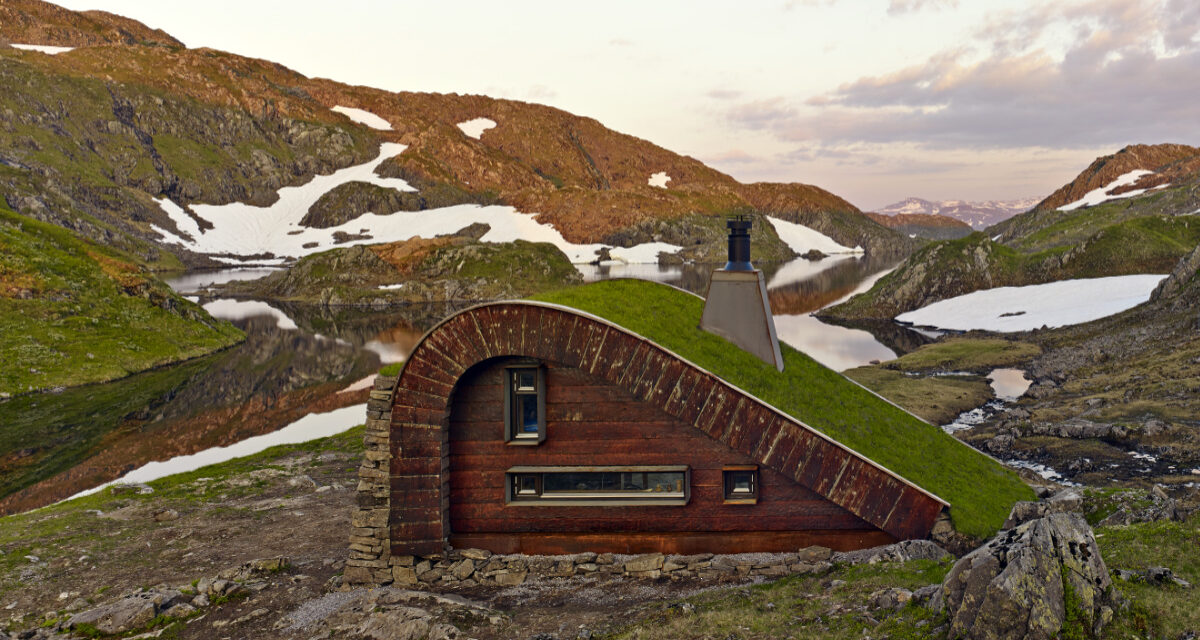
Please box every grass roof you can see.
[532,279,1033,539]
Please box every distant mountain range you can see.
[873,197,1041,230]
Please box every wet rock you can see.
[936,513,1114,640]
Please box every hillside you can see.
[864,211,971,240]
[0,204,242,395]
[0,0,914,272]
[828,144,1200,320]
[874,197,1038,230]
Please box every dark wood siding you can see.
[447,358,888,553]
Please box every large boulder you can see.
[934,513,1114,640]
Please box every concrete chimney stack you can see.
[700,216,784,371]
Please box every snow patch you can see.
[152,144,678,264]
[339,376,376,394]
[896,274,1167,332]
[331,106,393,131]
[202,299,298,330]
[10,44,74,55]
[766,217,863,254]
[1058,170,1154,211]
[377,283,405,290]
[457,118,496,139]
[648,172,671,188]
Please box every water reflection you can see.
[773,314,897,372]
[163,268,282,293]
[988,368,1031,400]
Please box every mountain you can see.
[0,0,914,272]
[827,144,1200,320]
[864,211,972,240]
[874,197,1039,230]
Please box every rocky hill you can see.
[0,0,914,271]
[874,197,1038,230]
[828,144,1200,320]
[864,211,972,240]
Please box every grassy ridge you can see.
[0,205,242,394]
[532,280,1033,539]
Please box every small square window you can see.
[504,365,545,444]
[723,467,758,504]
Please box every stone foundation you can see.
[376,547,836,589]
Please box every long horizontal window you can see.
[507,466,689,505]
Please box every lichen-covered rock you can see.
[68,593,158,635]
[935,513,1113,640]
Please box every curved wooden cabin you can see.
[388,301,947,556]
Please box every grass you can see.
[1098,514,1200,638]
[604,557,953,639]
[884,338,1042,372]
[0,206,243,394]
[532,280,1034,539]
[842,367,992,425]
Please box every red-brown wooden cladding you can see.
[389,302,947,556]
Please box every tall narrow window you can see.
[504,366,545,444]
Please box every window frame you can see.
[503,364,546,445]
[722,465,759,504]
[505,465,691,506]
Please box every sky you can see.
[52,0,1200,210]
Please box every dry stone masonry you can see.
[345,374,396,586]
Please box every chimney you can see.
[700,216,784,371]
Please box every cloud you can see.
[727,0,1200,151]
[706,89,743,100]
[887,0,958,15]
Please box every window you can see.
[507,466,690,505]
[504,366,545,444]
[723,465,758,504]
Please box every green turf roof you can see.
[531,279,1033,539]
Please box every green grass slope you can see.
[532,280,1033,539]
[0,205,242,394]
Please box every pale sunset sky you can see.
[52,0,1200,210]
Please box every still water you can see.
[3,256,913,513]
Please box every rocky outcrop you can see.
[934,513,1115,640]
[1150,241,1200,307]
[0,0,183,48]
[300,181,420,228]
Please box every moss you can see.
[532,280,1034,538]
[0,205,243,394]
[885,338,1042,372]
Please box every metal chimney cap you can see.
[724,215,754,271]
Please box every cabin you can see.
[345,221,1031,585]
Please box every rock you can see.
[494,571,527,586]
[449,559,475,581]
[938,513,1114,640]
[288,475,318,490]
[869,587,912,610]
[151,509,179,522]
[832,540,950,566]
[1003,488,1085,528]
[460,548,491,561]
[796,545,832,563]
[68,594,157,635]
[1152,485,1170,502]
[623,553,665,573]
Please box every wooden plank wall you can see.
[447,359,886,553]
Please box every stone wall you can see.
[388,547,839,589]
[344,375,396,586]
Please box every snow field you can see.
[331,106,393,131]
[1058,170,1153,211]
[766,216,863,254]
[648,172,671,188]
[896,274,1168,332]
[10,44,74,55]
[457,118,496,139]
